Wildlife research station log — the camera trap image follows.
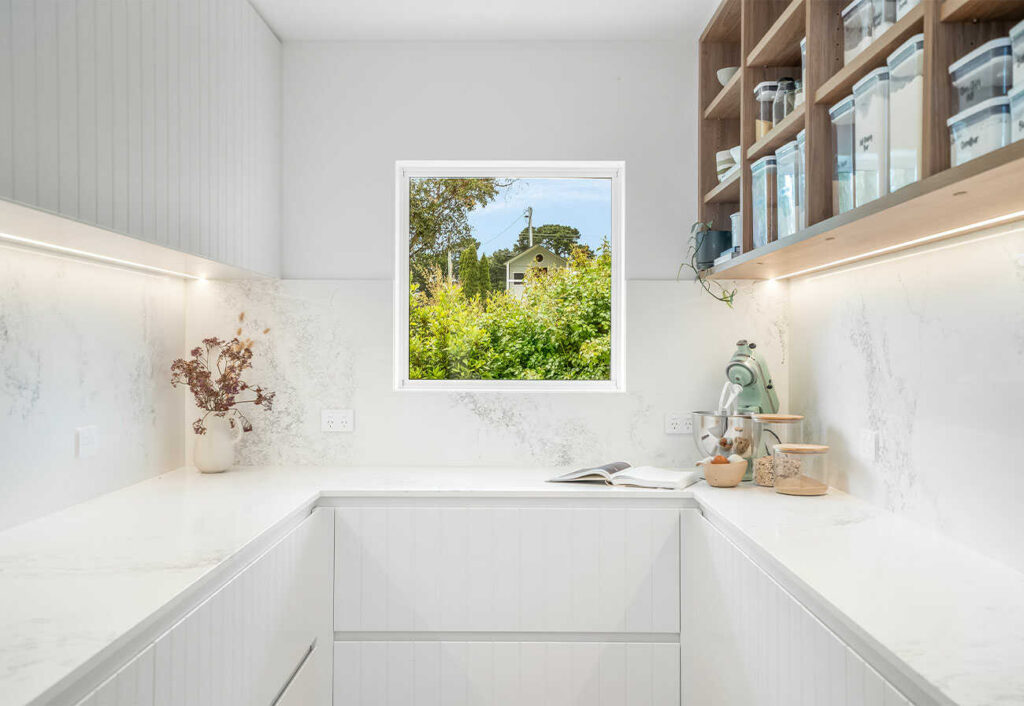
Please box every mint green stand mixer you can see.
[692,340,779,481]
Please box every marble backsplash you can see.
[185,279,789,469]
[0,245,185,530]
[789,222,1024,572]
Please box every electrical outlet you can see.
[321,409,354,433]
[75,425,99,459]
[664,413,692,435]
[858,429,878,461]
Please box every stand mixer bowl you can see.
[692,412,762,480]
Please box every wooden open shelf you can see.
[709,140,1024,279]
[701,0,743,41]
[815,4,925,106]
[941,0,1024,22]
[704,168,742,204]
[747,0,806,67]
[705,70,743,119]
[747,103,804,161]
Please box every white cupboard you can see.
[680,510,913,706]
[74,645,155,706]
[0,0,281,276]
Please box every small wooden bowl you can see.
[700,460,747,488]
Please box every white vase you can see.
[194,415,243,473]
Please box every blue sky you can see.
[467,178,612,257]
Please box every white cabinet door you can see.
[75,645,155,706]
[333,641,680,706]
[680,510,913,706]
[151,508,333,706]
[334,507,680,634]
[0,0,281,275]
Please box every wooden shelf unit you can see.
[697,0,1024,280]
[704,70,743,119]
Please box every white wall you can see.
[789,223,1024,572]
[0,246,185,531]
[281,41,694,280]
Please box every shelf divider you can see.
[746,0,806,67]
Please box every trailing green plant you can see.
[678,220,737,308]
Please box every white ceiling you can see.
[249,0,718,42]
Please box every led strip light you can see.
[0,231,204,280]
[770,210,1024,281]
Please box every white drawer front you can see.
[333,641,680,706]
[334,507,680,633]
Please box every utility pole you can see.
[526,206,534,247]
[447,250,453,282]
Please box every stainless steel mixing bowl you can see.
[691,412,762,470]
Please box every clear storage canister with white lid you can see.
[730,211,743,249]
[1011,85,1024,143]
[853,67,890,207]
[775,140,800,239]
[887,33,925,192]
[872,0,896,35]
[773,444,830,496]
[799,38,807,105]
[896,0,919,20]
[796,129,807,229]
[829,95,856,215]
[1012,20,1024,91]
[948,38,1012,114]
[755,82,779,139]
[842,0,873,65]
[752,414,805,487]
[751,156,777,249]
[947,96,1011,166]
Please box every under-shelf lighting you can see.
[0,231,204,280]
[769,209,1024,282]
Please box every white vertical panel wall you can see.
[333,641,681,706]
[334,507,681,634]
[0,0,281,276]
[680,510,914,706]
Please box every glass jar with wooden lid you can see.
[751,414,804,487]
[772,443,829,496]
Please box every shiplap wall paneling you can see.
[150,508,333,706]
[0,0,281,276]
[334,507,680,634]
[333,641,680,706]
[75,645,156,706]
[680,511,913,706]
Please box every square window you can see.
[394,161,625,391]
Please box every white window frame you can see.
[394,160,626,392]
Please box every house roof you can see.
[505,244,567,268]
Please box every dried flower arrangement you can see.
[171,312,276,435]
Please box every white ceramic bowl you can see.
[729,145,741,163]
[715,149,735,166]
[717,66,739,87]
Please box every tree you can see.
[512,224,593,259]
[476,254,491,297]
[488,247,513,290]
[408,177,513,287]
[458,246,481,298]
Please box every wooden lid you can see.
[774,443,829,454]
[752,413,804,423]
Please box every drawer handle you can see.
[271,639,316,706]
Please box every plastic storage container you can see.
[1011,85,1024,143]
[798,38,807,106]
[755,82,779,139]
[948,38,1012,114]
[773,444,830,496]
[842,0,873,65]
[796,129,807,229]
[896,0,920,20]
[752,414,804,487]
[774,78,797,125]
[887,34,925,192]
[776,140,800,239]
[947,96,1011,166]
[1012,20,1024,91]
[829,95,856,214]
[853,67,890,207]
[730,211,743,249]
[872,0,896,35]
[751,156,777,249]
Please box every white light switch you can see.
[858,429,878,461]
[322,409,354,433]
[76,426,99,458]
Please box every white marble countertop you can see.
[0,466,1022,706]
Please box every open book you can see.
[548,463,700,490]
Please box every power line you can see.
[476,209,528,248]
